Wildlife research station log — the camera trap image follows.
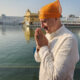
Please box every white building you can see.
[0,14,24,25]
[61,16,80,25]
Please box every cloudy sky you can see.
[0,0,80,17]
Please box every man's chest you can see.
[48,36,64,57]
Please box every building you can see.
[0,14,24,25]
[61,15,80,26]
[24,9,40,26]
[24,9,80,29]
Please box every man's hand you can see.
[35,28,48,49]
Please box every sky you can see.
[0,0,80,17]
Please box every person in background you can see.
[34,0,79,80]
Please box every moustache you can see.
[43,26,48,30]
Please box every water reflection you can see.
[22,24,30,42]
[0,25,6,35]
[0,24,22,35]
[22,24,35,42]
[0,25,80,80]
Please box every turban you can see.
[39,0,62,19]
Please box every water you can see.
[0,25,80,80]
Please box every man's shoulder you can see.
[58,25,78,43]
[61,26,75,38]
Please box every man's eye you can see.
[40,20,47,24]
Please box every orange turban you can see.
[39,0,62,19]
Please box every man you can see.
[34,0,79,80]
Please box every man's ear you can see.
[55,18,60,22]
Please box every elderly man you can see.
[34,0,79,80]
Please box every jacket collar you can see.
[45,25,65,41]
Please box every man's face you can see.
[40,18,56,34]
